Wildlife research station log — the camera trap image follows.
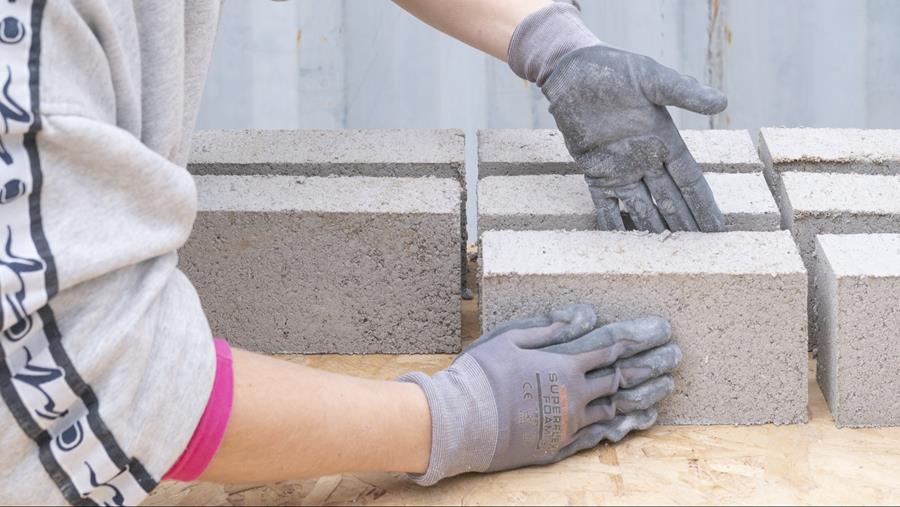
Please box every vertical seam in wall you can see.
[340,0,349,128]
[705,0,724,129]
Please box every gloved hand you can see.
[398,304,681,485]
[508,2,728,232]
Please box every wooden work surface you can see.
[146,256,900,506]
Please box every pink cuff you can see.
[164,338,234,482]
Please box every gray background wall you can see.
[196,0,900,237]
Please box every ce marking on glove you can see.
[519,381,539,436]
[522,381,535,401]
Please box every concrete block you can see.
[760,128,900,206]
[477,129,762,177]
[189,129,471,297]
[815,234,900,428]
[480,230,808,425]
[779,172,900,348]
[760,128,900,176]
[180,175,461,354]
[477,172,779,234]
[189,129,465,179]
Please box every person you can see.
[0,1,725,504]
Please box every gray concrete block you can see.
[760,128,900,206]
[189,129,471,298]
[779,172,900,349]
[180,175,462,354]
[760,128,900,176]
[815,234,900,428]
[477,172,779,234]
[189,129,466,180]
[477,129,762,177]
[478,174,596,232]
[480,230,808,425]
[477,129,572,176]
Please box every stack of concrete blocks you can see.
[759,128,900,350]
[477,129,808,425]
[814,234,900,428]
[180,130,466,354]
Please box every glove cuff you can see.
[507,2,601,87]
[396,354,499,486]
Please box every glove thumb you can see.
[642,62,727,115]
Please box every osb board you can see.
[145,253,900,506]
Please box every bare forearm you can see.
[199,349,431,483]
[393,0,551,60]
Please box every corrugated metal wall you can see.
[196,0,900,236]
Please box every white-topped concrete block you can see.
[760,128,900,176]
[760,128,900,207]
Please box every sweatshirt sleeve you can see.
[0,1,220,505]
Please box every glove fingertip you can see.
[700,88,728,115]
[639,407,659,430]
[622,407,659,436]
[553,303,599,332]
[625,315,672,348]
[671,343,684,367]
[645,315,673,341]
[676,82,727,115]
[660,374,676,394]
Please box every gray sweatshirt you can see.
[0,1,221,504]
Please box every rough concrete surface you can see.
[477,129,762,177]
[189,129,465,179]
[760,128,900,175]
[180,175,461,354]
[760,128,900,206]
[779,172,900,349]
[815,234,900,428]
[480,230,808,425]
[477,172,779,234]
[189,129,472,298]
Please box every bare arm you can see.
[393,0,551,60]
[199,349,431,482]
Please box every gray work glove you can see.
[398,304,681,486]
[508,2,728,232]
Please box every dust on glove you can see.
[508,3,728,232]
